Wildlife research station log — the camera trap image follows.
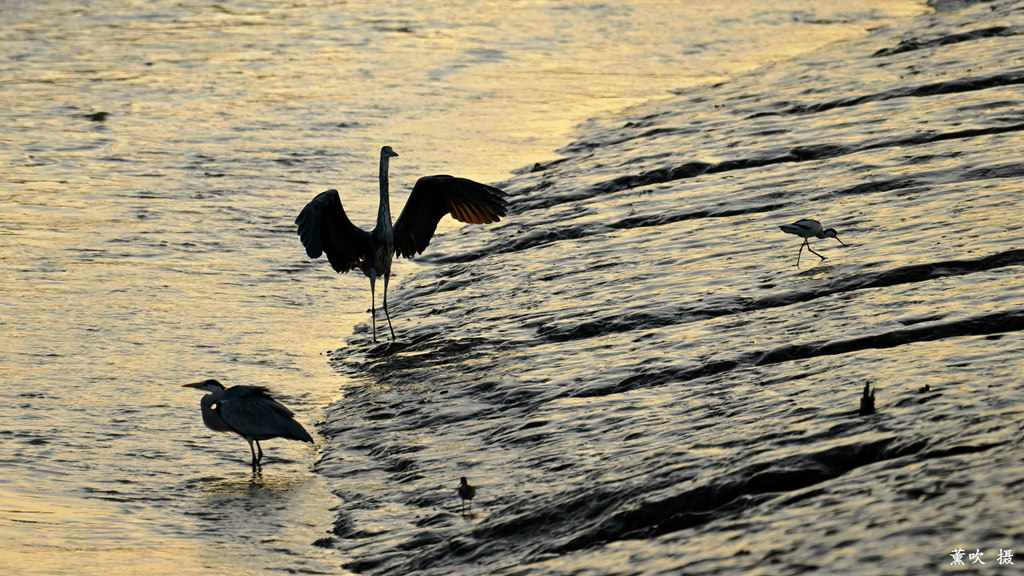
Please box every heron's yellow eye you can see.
[211,402,219,410]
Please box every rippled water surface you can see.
[5,0,1024,574]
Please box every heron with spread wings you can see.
[295,146,509,341]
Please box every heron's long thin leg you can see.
[369,274,378,342]
[382,272,395,341]
[256,441,264,463]
[247,439,258,467]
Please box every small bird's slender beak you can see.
[836,237,848,246]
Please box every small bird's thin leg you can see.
[382,272,396,341]
[368,275,378,342]
[806,241,826,261]
[796,240,806,266]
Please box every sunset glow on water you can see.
[7,0,1024,574]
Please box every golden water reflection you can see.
[1,0,931,573]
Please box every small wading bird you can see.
[183,379,313,467]
[458,476,476,514]
[296,146,509,342]
[779,218,847,265]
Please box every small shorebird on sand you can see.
[458,477,476,514]
[779,218,846,265]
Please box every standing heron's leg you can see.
[247,439,258,467]
[382,272,396,341]
[256,441,264,463]
[368,274,378,342]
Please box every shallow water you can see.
[4,0,1022,574]
[315,1,1024,574]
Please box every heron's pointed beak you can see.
[182,382,205,389]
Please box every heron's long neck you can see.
[199,390,232,432]
[378,154,392,227]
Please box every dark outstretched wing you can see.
[218,386,313,443]
[393,175,509,258]
[295,189,374,273]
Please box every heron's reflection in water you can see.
[197,472,306,504]
[185,471,334,551]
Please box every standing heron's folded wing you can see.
[217,386,313,443]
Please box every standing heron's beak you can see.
[182,382,205,389]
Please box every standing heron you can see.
[295,146,509,342]
[183,379,313,467]
[779,218,846,265]
[457,476,476,514]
